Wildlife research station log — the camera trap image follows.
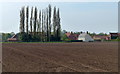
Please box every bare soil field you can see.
[2,42,118,72]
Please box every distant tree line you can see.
[61,30,110,41]
[19,4,61,42]
[1,32,15,42]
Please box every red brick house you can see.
[7,34,18,42]
[93,35,111,40]
[65,32,79,40]
[110,33,120,39]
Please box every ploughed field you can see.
[2,42,118,72]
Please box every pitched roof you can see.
[78,33,88,37]
[78,33,93,41]
[65,32,71,37]
[11,34,17,38]
[65,32,79,40]
[93,35,110,40]
[7,34,18,41]
[110,33,120,37]
[7,38,17,41]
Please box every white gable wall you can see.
[78,33,94,42]
[78,37,85,41]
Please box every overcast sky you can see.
[0,2,118,34]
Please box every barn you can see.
[93,35,111,41]
[65,32,79,40]
[78,33,94,42]
[110,33,120,39]
[7,34,19,42]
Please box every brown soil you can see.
[2,42,118,72]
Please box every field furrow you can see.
[2,42,118,72]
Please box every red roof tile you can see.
[65,32,71,37]
[65,32,79,40]
[7,38,17,41]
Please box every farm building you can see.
[93,35,111,41]
[78,33,94,42]
[65,32,79,40]
[110,33,120,39]
[7,34,18,42]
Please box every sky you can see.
[0,2,118,34]
[0,0,119,2]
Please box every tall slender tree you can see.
[46,8,49,41]
[43,9,47,41]
[53,6,57,40]
[39,10,42,41]
[41,9,44,41]
[30,7,33,33]
[37,10,41,33]
[20,10,22,33]
[34,7,37,36]
[26,6,29,34]
[48,4,52,41]
[22,7,25,32]
[19,6,25,41]
[20,5,61,42]
[56,8,61,41]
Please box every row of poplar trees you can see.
[19,4,61,42]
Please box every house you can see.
[65,32,79,40]
[110,33,120,39]
[7,34,18,42]
[78,33,94,42]
[93,35,111,41]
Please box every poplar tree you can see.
[41,10,44,41]
[57,8,61,41]
[39,10,42,41]
[19,5,61,42]
[22,7,25,32]
[46,8,49,41]
[48,4,52,41]
[19,7,25,41]
[20,10,22,33]
[30,7,33,33]
[34,7,37,36]
[43,9,47,41]
[53,6,57,40]
[26,6,29,34]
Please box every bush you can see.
[61,34,69,41]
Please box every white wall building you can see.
[78,33,94,42]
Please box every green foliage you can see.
[48,4,52,41]
[19,32,41,42]
[98,32,108,36]
[26,6,29,34]
[115,37,120,41]
[19,32,28,42]
[30,7,33,33]
[2,32,14,42]
[52,7,61,41]
[61,34,69,41]
[2,41,67,43]
[89,32,96,37]
[19,5,61,42]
